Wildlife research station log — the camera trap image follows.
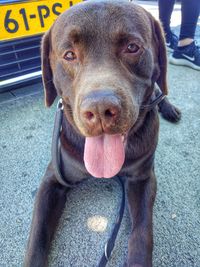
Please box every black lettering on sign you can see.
[19,8,30,30]
[52,3,62,16]
[4,10,19,33]
[38,5,50,27]
[30,14,36,19]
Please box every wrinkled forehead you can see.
[51,1,152,50]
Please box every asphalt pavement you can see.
[0,1,200,267]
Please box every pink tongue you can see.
[84,134,125,178]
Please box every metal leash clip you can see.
[104,241,113,261]
[57,98,64,110]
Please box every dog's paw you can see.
[160,104,181,123]
[158,98,181,123]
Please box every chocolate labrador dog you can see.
[24,1,181,266]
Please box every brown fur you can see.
[24,1,181,267]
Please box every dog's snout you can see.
[80,90,121,134]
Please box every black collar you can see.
[140,89,166,111]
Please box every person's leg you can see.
[170,0,200,70]
[178,0,200,47]
[158,0,176,34]
[158,0,178,52]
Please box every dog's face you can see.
[42,0,167,178]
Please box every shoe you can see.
[169,41,200,71]
[165,31,178,52]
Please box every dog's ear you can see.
[41,30,57,107]
[149,14,168,95]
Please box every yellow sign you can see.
[0,0,83,41]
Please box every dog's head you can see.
[42,0,168,178]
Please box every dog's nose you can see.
[80,90,121,133]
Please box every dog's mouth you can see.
[84,133,127,178]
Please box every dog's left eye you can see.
[63,51,77,61]
[126,43,140,53]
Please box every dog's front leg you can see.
[125,172,157,267]
[24,173,68,267]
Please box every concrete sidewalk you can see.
[0,2,200,267]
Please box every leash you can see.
[51,88,165,266]
[51,99,126,266]
[97,175,125,267]
[51,99,76,187]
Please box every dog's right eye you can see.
[126,43,140,53]
[63,51,77,61]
